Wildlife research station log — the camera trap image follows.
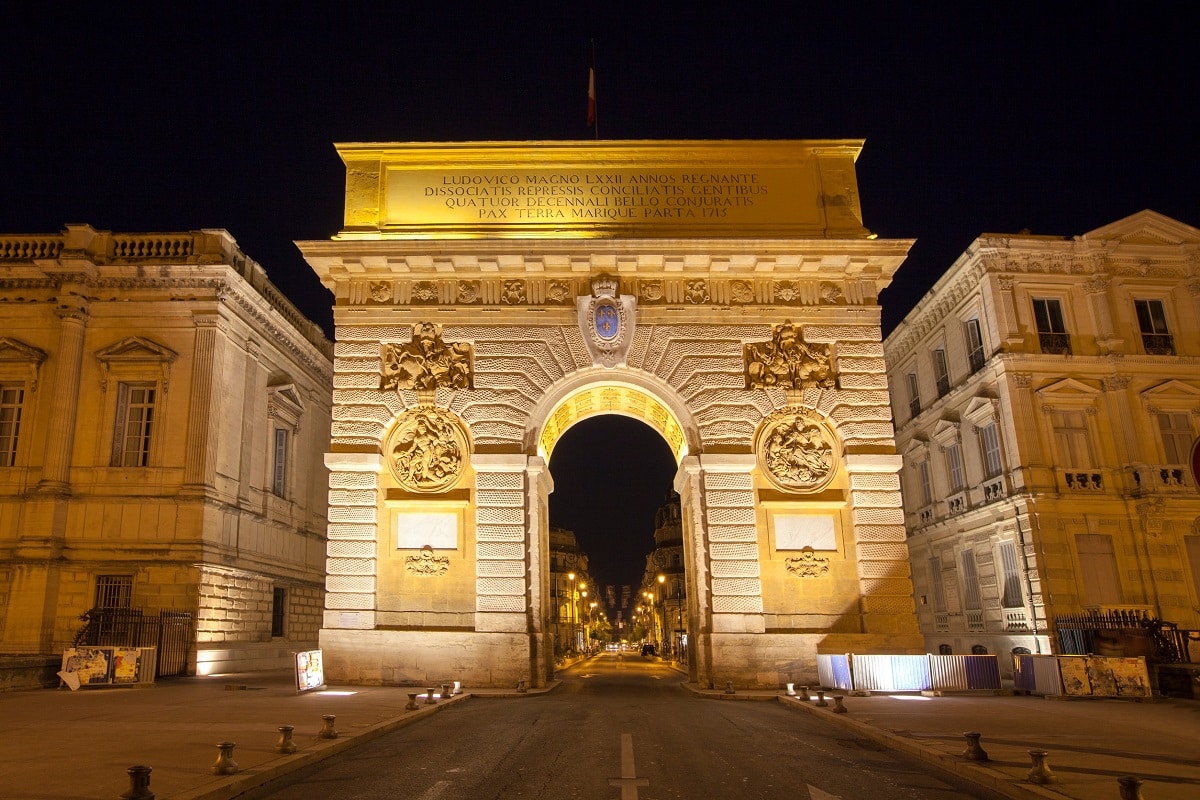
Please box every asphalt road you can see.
[246,653,991,799]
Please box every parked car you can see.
[641,643,656,656]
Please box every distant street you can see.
[248,652,989,799]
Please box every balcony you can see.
[1141,333,1175,355]
[967,348,986,374]
[918,505,934,526]
[1060,469,1104,493]
[934,612,950,632]
[1037,332,1071,355]
[945,490,967,517]
[966,610,985,632]
[981,475,1008,504]
[1128,464,1195,495]
[1005,609,1030,631]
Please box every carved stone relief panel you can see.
[385,406,470,493]
[381,322,474,392]
[785,547,831,578]
[405,545,451,576]
[756,408,839,492]
[744,320,836,390]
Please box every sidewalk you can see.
[683,678,1200,800]
[1,663,1197,799]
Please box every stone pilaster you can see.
[182,313,225,491]
[35,301,89,494]
[472,454,529,634]
[994,276,1025,348]
[524,456,553,686]
[698,454,764,632]
[321,452,381,631]
[1083,275,1122,353]
[674,456,711,686]
[845,454,919,636]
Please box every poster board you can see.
[294,649,326,693]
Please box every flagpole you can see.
[590,39,598,140]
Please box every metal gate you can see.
[74,608,195,677]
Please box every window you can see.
[998,541,1023,608]
[933,348,950,397]
[0,384,23,467]
[111,383,156,467]
[980,422,1003,478]
[961,550,982,610]
[95,575,134,608]
[917,460,933,506]
[271,587,287,637]
[945,442,965,492]
[272,428,289,497]
[906,372,921,418]
[929,557,947,612]
[965,319,985,373]
[1155,413,1192,464]
[1135,299,1174,355]
[1032,298,1070,354]
[1051,410,1093,468]
[1075,533,1123,606]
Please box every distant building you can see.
[0,225,333,678]
[547,526,593,655]
[640,494,688,660]
[884,211,1200,669]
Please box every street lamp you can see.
[567,572,576,653]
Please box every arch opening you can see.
[536,382,690,466]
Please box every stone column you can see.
[845,454,920,638]
[236,339,264,503]
[182,312,225,492]
[35,300,89,494]
[524,456,553,686]
[321,452,381,633]
[472,454,529,637]
[674,456,712,686]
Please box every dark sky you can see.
[2,5,1195,588]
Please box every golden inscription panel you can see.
[336,140,868,239]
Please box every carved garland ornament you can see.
[744,320,836,391]
[385,407,470,492]
[381,322,473,393]
[785,547,830,578]
[755,409,838,492]
[405,545,450,576]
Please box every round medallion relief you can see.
[385,407,470,492]
[755,409,839,492]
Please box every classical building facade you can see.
[639,495,688,659]
[547,526,593,655]
[0,226,333,675]
[884,211,1200,667]
[300,139,923,689]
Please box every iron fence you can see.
[73,608,194,677]
[1055,608,1197,664]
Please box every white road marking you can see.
[608,733,650,799]
[417,780,452,799]
[807,785,842,799]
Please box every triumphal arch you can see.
[298,140,922,689]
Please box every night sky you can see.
[2,6,1195,588]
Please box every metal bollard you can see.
[405,692,420,710]
[961,732,989,762]
[516,678,527,693]
[276,725,297,755]
[120,765,154,799]
[1117,776,1144,800]
[786,682,796,696]
[815,690,829,707]
[453,680,462,696]
[1026,749,1055,784]
[425,687,437,705]
[319,714,339,739]
[441,683,451,699]
[212,742,239,775]
[799,685,810,701]
[832,695,847,713]
[724,681,736,694]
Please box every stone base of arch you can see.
[319,628,548,688]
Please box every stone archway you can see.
[301,140,923,689]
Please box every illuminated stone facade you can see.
[0,226,333,674]
[301,140,923,689]
[884,211,1200,668]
